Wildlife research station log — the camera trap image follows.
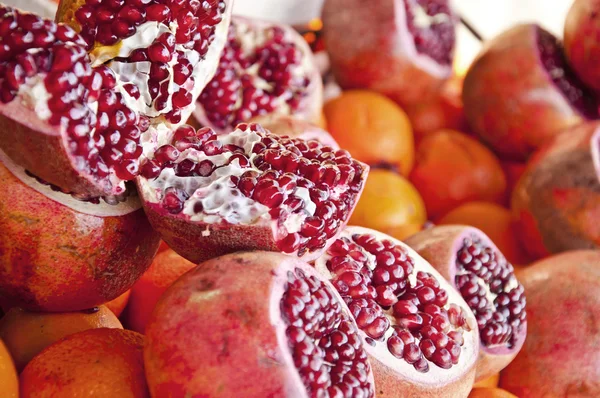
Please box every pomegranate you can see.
[313,226,479,397]
[463,24,599,160]
[564,0,600,91]
[322,0,458,106]
[0,149,160,312]
[251,114,339,149]
[499,251,600,397]
[136,122,369,264]
[193,16,323,134]
[512,121,600,260]
[144,251,376,397]
[405,226,527,381]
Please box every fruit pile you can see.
[0,0,598,397]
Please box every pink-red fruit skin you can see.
[564,0,600,91]
[512,122,600,260]
[499,251,600,397]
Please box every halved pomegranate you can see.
[252,114,339,149]
[193,16,323,134]
[136,122,368,263]
[144,251,375,397]
[405,225,527,381]
[322,0,458,106]
[463,24,599,160]
[0,149,160,312]
[313,226,479,396]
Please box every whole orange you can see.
[324,90,415,175]
[469,388,517,398]
[473,373,500,388]
[0,306,122,371]
[20,328,148,398]
[105,290,131,317]
[500,160,527,205]
[349,169,426,239]
[0,339,18,398]
[410,130,507,220]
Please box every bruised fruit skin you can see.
[0,340,18,398]
[463,24,599,160]
[21,328,149,398]
[405,226,527,381]
[564,0,600,91]
[0,152,160,312]
[144,251,375,397]
[0,306,122,371]
[322,0,458,106]
[314,226,479,397]
[512,122,600,260]
[499,251,600,397]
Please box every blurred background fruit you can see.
[474,373,500,388]
[469,388,517,398]
[0,339,18,398]
[105,291,131,318]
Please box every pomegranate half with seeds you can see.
[405,226,527,381]
[193,17,323,134]
[136,123,368,263]
[144,251,375,397]
[322,0,458,106]
[252,114,339,149]
[463,24,599,160]
[313,226,479,397]
[0,149,160,312]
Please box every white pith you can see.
[412,3,451,29]
[17,74,51,120]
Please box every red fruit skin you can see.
[0,160,160,312]
[564,0,600,91]
[322,0,455,106]
[511,122,600,260]
[463,24,586,160]
[499,251,600,397]
[405,225,527,382]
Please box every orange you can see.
[0,306,122,371]
[125,248,196,333]
[410,130,507,220]
[438,202,531,266]
[474,373,500,388]
[0,339,18,398]
[500,160,527,205]
[324,90,415,175]
[350,169,427,239]
[468,388,517,398]
[105,290,131,317]
[20,328,148,398]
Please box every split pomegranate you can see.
[405,226,527,381]
[251,114,339,149]
[499,251,600,397]
[0,149,160,312]
[144,251,375,397]
[136,122,368,263]
[463,24,599,160]
[564,0,600,91]
[512,121,600,259]
[322,0,458,106]
[193,17,323,134]
[313,226,479,397]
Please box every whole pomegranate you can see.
[499,251,600,397]
[144,251,376,397]
[463,24,599,160]
[313,226,479,397]
[512,122,600,260]
[564,0,600,91]
[0,150,160,312]
[322,0,458,106]
[194,17,323,134]
[136,122,369,263]
[405,226,527,381]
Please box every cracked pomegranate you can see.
[463,24,599,160]
[136,122,368,263]
[313,226,479,397]
[499,251,600,397]
[564,0,600,91]
[144,252,375,397]
[322,0,458,106]
[405,226,527,381]
[512,121,600,259]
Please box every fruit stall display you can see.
[0,0,598,397]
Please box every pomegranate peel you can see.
[564,0,600,91]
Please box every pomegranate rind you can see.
[143,251,375,397]
[251,114,340,150]
[499,251,600,397]
[405,225,527,381]
[0,153,161,312]
[463,24,588,160]
[322,0,456,106]
[564,0,600,91]
[511,122,600,260]
[314,226,479,397]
